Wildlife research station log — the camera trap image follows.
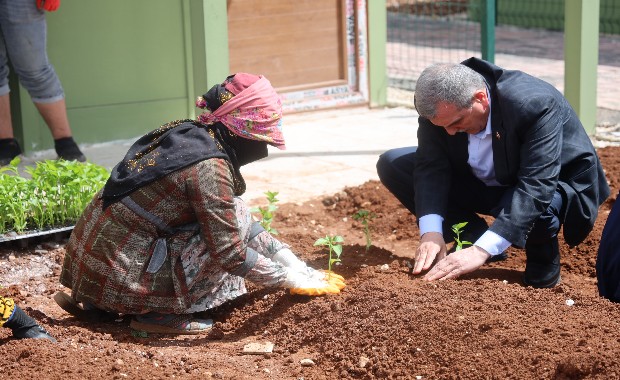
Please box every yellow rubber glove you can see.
[289,282,341,296]
[319,271,346,290]
[321,270,345,282]
[274,249,347,295]
[284,269,342,296]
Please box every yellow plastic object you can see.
[289,282,341,296]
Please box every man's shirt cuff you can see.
[419,214,443,236]
[474,230,511,256]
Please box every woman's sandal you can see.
[53,291,118,322]
[129,312,213,335]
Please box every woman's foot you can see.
[130,312,213,335]
[53,291,118,322]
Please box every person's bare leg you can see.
[0,94,14,139]
[34,99,85,161]
[33,98,72,139]
[0,94,22,165]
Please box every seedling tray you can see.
[0,226,74,247]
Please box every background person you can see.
[596,191,620,302]
[0,0,85,165]
[55,73,345,335]
[377,58,609,288]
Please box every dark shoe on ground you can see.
[130,312,213,335]
[522,240,561,288]
[4,305,56,342]
[0,138,22,166]
[54,136,86,162]
[53,291,118,322]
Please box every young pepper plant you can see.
[352,209,376,252]
[451,222,472,251]
[250,191,280,235]
[314,235,344,277]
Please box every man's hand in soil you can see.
[412,232,447,274]
[424,245,491,281]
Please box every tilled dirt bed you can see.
[1,146,620,380]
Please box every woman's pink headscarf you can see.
[196,74,286,150]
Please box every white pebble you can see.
[566,299,575,306]
[358,356,370,368]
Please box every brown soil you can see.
[1,146,620,380]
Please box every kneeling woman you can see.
[56,74,344,334]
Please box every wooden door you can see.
[227,0,368,112]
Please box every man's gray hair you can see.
[414,63,486,119]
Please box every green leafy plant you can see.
[451,222,472,251]
[0,157,109,234]
[352,209,376,252]
[314,235,344,275]
[250,191,280,235]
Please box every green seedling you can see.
[250,191,280,235]
[451,222,472,251]
[0,157,109,234]
[352,209,376,252]
[314,235,344,276]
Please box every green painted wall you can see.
[13,0,231,154]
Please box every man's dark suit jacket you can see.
[414,57,610,248]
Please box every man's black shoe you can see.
[522,239,561,288]
[4,305,56,342]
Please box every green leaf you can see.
[452,221,468,231]
[314,237,329,246]
[332,244,343,256]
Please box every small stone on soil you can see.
[242,341,274,354]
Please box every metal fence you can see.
[387,0,620,123]
[387,0,480,91]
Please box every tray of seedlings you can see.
[0,157,109,247]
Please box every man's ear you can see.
[473,89,488,104]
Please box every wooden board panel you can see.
[227,0,346,90]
